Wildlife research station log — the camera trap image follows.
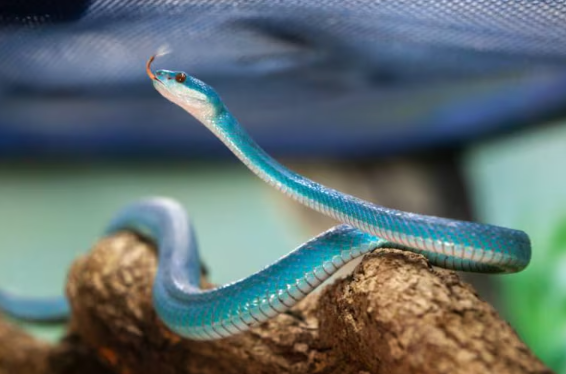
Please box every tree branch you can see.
[0,232,553,374]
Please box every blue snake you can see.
[0,55,531,341]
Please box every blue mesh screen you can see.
[1,1,566,157]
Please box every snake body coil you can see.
[0,56,531,340]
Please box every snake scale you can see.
[0,55,531,340]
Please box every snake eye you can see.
[175,73,187,83]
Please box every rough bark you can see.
[0,232,553,374]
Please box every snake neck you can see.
[208,109,377,225]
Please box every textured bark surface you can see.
[0,232,553,374]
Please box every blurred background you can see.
[1,1,565,372]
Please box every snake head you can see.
[146,53,223,123]
[152,69,224,123]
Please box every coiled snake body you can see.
[0,55,531,340]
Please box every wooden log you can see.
[0,232,553,374]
